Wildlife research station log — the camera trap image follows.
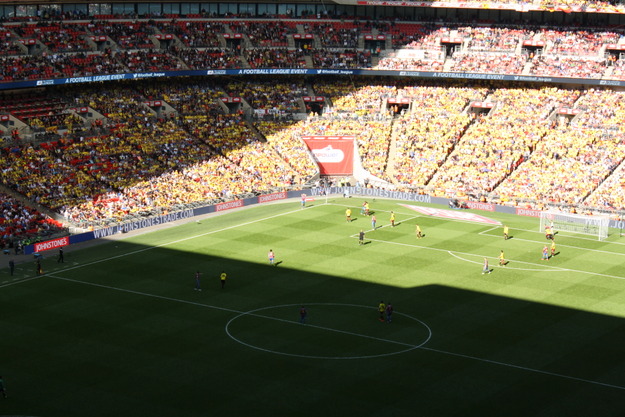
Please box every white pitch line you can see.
[478,226,499,236]
[49,274,419,351]
[0,275,44,288]
[235,314,418,348]
[420,346,625,391]
[447,251,567,272]
[6,201,625,389]
[479,230,625,257]
[447,251,484,266]
[522,227,625,246]
[350,215,422,235]
[327,202,419,217]
[49,274,625,390]
[329,202,505,228]
[365,237,625,281]
[0,205,321,289]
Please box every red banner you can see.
[557,108,580,115]
[258,191,287,204]
[388,97,411,104]
[302,136,354,175]
[34,236,69,252]
[515,207,541,217]
[466,201,495,212]
[215,200,243,211]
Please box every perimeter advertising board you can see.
[4,69,622,92]
[33,236,69,253]
[302,136,354,175]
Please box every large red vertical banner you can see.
[302,136,354,175]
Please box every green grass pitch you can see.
[2,197,625,417]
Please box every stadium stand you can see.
[391,85,488,187]
[12,22,91,53]
[222,77,308,115]
[169,21,224,48]
[174,47,241,70]
[0,192,66,250]
[449,52,527,74]
[244,47,307,69]
[1,12,625,234]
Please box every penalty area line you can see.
[365,237,625,281]
[446,251,569,272]
[478,226,499,236]
[480,230,625,257]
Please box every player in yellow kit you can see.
[378,301,386,322]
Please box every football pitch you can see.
[2,197,625,417]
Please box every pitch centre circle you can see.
[225,302,432,359]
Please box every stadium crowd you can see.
[428,86,581,200]
[244,47,306,69]
[450,52,527,74]
[0,192,66,251]
[2,78,625,227]
[311,49,372,69]
[376,55,444,71]
[1,15,625,238]
[391,85,488,186]
[0,19,623,80]
[168,21,224,48]
[528,56,607,78]
[175,47,241,69]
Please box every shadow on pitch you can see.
[15,235,625,417]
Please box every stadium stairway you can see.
[522,59,533,75]
[0,183,68,231]
[383,118,400,180]
[0,114,30,137]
